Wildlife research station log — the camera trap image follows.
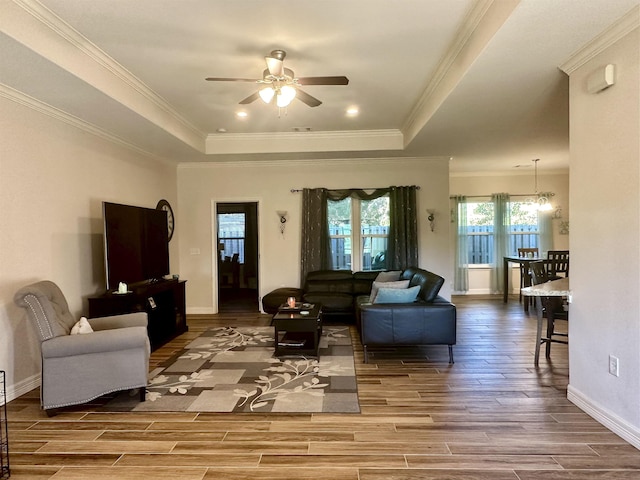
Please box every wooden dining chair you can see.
[517,248,539,306]
[529,260,568,363]
[547,250,569,278]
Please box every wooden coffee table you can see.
[272,303,323,357]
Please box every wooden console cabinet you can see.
[88,280,187,351]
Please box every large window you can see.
[465,200,539,265]
[328,195,390,271]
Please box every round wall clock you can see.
[156,199,175,241]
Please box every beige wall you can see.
[566,27,640,444]
[177,157,452,313]
[0,96,178,400]
[450,171,570,294]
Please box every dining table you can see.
[502,255,546,312]
[521,277,571,366]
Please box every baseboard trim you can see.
[567,384,640,449]
[6,373,40,403]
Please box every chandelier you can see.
[528,158,553,212]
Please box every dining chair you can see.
[529,260,568,363]
[547,250,569,278]
[517,248,539,306]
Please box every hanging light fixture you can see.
[258,86,275,104]
[531,158,553,211]
[259,83,297,108]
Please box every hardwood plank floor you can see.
[6,296,640,479]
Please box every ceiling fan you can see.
[205,49,349,108]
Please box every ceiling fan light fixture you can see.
[277,85,297,107]
[259,86,275,104]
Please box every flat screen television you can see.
[103,202,170,290]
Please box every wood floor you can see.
[6,296,640,479]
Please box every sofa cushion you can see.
[374,285,421,304]
[304,270,354,294]
[369,279,410,302]
[401,268,444,303]
[353,271,379,296]
[303,292,353,312]
[374,270,402,283]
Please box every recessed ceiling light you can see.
[346,107,359,116]
[236,111,248,118]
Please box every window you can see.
[217,213,245,262]
[328,195,390,271]
[464,200,539,265]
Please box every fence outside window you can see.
[330,225,388,270]
[467,225,539,264]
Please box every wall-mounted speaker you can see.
[587,64,615,94]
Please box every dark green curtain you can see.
[300,186,418,278]
[300,188,331,282]
[387,186,418,270]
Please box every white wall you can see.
[177,157,452,313]
[450,172,570,294]
[565,27,640,446]
[0,96,178,401]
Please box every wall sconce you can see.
[427,209,435,232]
[277,210,288,236]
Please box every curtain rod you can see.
[291,186,421,193]
[449,192,554,199]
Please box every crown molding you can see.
[0,82,166,161]
[450,167,569,178]
[560,5,639,74]
[402,0,520,146]
[6,0,205,150]
[179,155,451,170]
[205,129,404,155]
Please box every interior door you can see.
[216,202,259,312]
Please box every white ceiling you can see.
[1,0,638,173]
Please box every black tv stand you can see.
[88,280,187,351]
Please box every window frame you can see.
[463,197,540,267]
[328,195,389,271]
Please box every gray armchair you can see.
[14,280,150,414]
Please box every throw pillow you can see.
[370,279,410,302]
[374,285,421,304]
[374,270,402,283]
[70,317,93,335]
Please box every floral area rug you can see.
[104,325,360,413]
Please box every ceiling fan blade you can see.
[297,76,349,86]
[205,77,259,82]
[296,89,322,107]
[265,56,284,77]
[239,92,260,104]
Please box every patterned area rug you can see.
[105,325,360,413]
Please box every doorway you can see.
[216,202,259,312]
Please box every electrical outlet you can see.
[609,355,620,377]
